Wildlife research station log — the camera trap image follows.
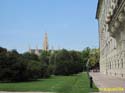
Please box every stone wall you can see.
[96,0,125,78]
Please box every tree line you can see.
[0,47,99,82]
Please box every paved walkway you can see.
[90,72,125,93]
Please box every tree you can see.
[81,47,91,71]
[22,52,39,61]
[69,51,83,73]
[89,48,99,70]
[52,49,84,75]
[26,61,42,79]
[0,47,49,82]
[39,50,50,65]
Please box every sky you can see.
[0,0,98,53]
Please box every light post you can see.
[86,59,93,88]
[86,59,90,76]
[54,53,57,75]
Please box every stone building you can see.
[29,32,49,56]
[29,45,42,56]
[96,0,125,78]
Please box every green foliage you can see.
[81,47,91,71]
[22,52,39,61]
[49,49,83,75]
[0,48,27,82]
[81,47,100,70]
[39,50,50,65]
[89,48,99,69]
[69,51,83,73]
[26,61,42,79]
[0,46,99,82]
[0,47,50,82]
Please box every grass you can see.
[0,72,98,93]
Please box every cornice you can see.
[96,0,103,19]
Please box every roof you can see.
[96,0,103,19]
[30,49,42,53]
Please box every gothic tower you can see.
[43,32,48,51]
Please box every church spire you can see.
[43,32,48,51]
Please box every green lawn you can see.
[0,72,98,93]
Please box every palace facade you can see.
[96,0,125,78]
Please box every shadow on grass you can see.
[0,77,54,83]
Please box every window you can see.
[115,61,116,68]
[121,59,123,68]
[110,62,111,69]
[118,60,119,69]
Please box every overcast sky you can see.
[0,0,98,53]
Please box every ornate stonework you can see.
[96,0,125,78]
